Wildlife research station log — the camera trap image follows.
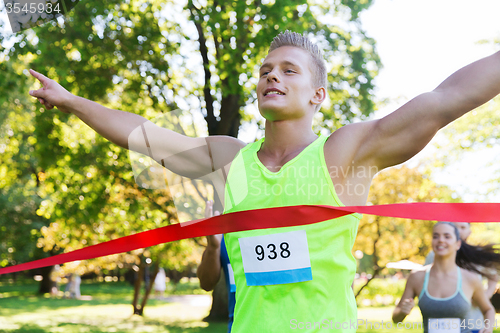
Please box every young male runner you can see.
[29,31,500,332]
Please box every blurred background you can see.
[1,0,500,332]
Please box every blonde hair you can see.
[269,31,327,89]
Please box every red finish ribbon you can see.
[1,202,499,275]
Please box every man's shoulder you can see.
[326,120,378,140]
[207,135,247,169]
[324,120,378,159]
[207,135,247,148]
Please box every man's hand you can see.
[28,69,72,112]
[398,298,414,315]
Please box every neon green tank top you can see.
[224,135,361,332]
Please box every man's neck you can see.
[261,118,317,157]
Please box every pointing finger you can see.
[29,69,49,85]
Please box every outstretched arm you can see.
[29,69,156,149]
[353,51,500,170]
[28,69,244,178]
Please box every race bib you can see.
[238,230,312,286]
[428,318,460,333]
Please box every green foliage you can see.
[0,0,380,276]
[354,278,406,307]
[355,166,459,273]
[435,97,500,157]
[0,59,50,267]
[185,0,381,134]
[431,96,500,199]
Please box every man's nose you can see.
[267,70,280,82]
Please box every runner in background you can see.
[153,267,167,300]
[393,222,500,333]
[425,222,498,333]
[197,200,236,332]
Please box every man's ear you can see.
[311,86,326,107]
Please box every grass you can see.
[0,279,226,333]
[2,279,500,332]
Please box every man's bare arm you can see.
[354,51,500,170]
[28,69,245,178]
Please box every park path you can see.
[162,294,212,307]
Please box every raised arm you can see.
[354,51,500,170]
[28,69,245,179]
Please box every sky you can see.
[359,0,500,202]
[360,0,500,110]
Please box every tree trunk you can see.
[132,259,159,316]
[216,93,242,137]
[37,265,55,294]
[355,217,382,299]
[137,265,159,316]
[204,269,229,322]
[132,261,145,315]
[188,7,240,321]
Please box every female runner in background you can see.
[393,222,500,333]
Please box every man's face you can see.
[453,222,471,241]
[256,46,322,121]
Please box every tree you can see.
[1,0,381,317]
[431,95,500,199]
[185,0,380,137]
[0,55,56,291]
[425,39,500,251]
[427,34,500,197]
[353,165,459,297]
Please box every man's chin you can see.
[258,105,288,120]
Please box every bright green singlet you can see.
[224,135,361,332]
